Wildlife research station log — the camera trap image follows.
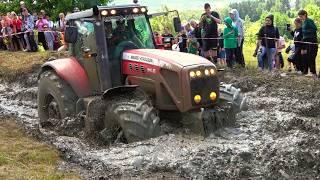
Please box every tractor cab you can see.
[64,5,181,92]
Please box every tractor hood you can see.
[123,49,213,68]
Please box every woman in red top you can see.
[11,12,24,50]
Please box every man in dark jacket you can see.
[257,14,279,71]
[298,10,318,77]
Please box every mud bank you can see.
[0,71,319,179]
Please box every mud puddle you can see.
[0,72,319,179]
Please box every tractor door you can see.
[103,15,156,86]
[71,20,102,94]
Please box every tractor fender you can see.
[39,58,91,98]
[102,85,139,100]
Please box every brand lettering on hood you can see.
[123,52,159,66]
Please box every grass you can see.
[0,118,81,180]
[0,51,68,82]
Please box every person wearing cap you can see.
[257,14,280,71]
[229,9,245,67]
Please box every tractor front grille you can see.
[190,76,219,106]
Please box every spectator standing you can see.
[19,1,26,14]
[178,29,188,53]
[200,3,221,62]
[36,14,49,50]
[11,11,25,51]
[190,20,202,55]
[44,15,55,51]
[217,29,226,66]
[162,27,174,50]
[1,15,14,51]
[298,10,318,77]
[188,32,199,55]
[257,14,279,71]
[57,13,66,32]
[153,32,163,49]
[289,18,304,73]
[22,8,37,52]
[229,9,245,67]
[276,36,285,69]
[223,17,238,68]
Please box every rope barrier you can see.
[160,36,319,45]
[0,29,318,46]
[0,30,63,38]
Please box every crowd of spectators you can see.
[0,1,68,52]
[153,3,245,68]
[0,2,319,77]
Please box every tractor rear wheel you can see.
[103,90,161,143]
[38,70,78,128]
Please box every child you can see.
[286,44,296,72]
[217,29,226,66]
[188,30,199,55]
[223,17,238,68]
[171,37,180,52]
[290,18,303,73]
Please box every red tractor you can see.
[37,4,247,143]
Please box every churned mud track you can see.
[0,70,319,179]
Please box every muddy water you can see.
[0,73,319,179]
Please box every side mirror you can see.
[64,26,78,44]
[173,17,181,32]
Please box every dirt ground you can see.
[0,57,319,179]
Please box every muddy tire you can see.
[214,100,236,127]
[38,70,78,127]
[104,90,160,143]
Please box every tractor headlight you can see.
[110,9,117,15]
[190,71,196,78]
[141,7,147,13]
[196,70,202,77]
[133,8,139,13]
[204,69,210,76]
[210,92,217,101]
[194,95,201,104]
[101,10,108,16]
[210,68,216,75]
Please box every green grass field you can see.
[0,118,80,180]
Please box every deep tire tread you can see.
[105,91,160,143]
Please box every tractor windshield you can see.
[104,14,155,50]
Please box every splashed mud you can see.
[0,70,319,179]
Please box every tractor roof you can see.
[66,4,147,21]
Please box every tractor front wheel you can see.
[103,90,161,143]
[38,70,78,128]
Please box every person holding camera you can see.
[298,10,318,77]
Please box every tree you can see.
[0,0,112,19]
